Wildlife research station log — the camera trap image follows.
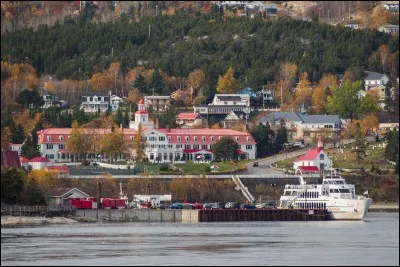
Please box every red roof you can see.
[20,157,30,163]
[294,148,323,162]
[1,151,21,169]
[177,113,201,120]
[135,110,148,114]
[138,99,144,104]
[297,166,320,173]
[237,150,247,155]
[58,149,69,154]
[30,156,51,163]
[46,165,70,174]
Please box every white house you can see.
[41,90,59,108]
[81,91,110,113]
[364,71,389,91]
[19,156,51,170]
[110,95,124,112]
[9,143,23,156]
[256,89,274,103]
[194,94,251,116]
[378,24,399,34]
[293,137,331,171]
[383,3,399,12]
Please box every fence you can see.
[1,205,76,217]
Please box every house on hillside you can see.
[144,95,171,112]
[176,113,203,128]
[293,137,331,171]
[41,89,60,108]
[260,112,342,141]
[383,3,399,12]
[110,95,124,112]
[194,94,251,116]
[9,143,23,156]
[222,111,247,129]
[364,71,389,91]
[378,24,399,34]
[81,91,110,113]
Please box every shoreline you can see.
[1,203,398,227]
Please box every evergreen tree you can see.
[114,108,123,127]
[273,119,288,152]
[20,135,40,159]
[211,136,239,162]
[150,70,164,95]
[123,111,129,128]
[25,178,46,205]
[352,122,367,164]
[250,122,274,158]
[158,106,179,130]
[1,168,25,205]
[133,74,147,94]
[12,124,25,144]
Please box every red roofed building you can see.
[293,136,331,171]
[176,113,202,128]
[1,151,22,170]
[37,100,257,163]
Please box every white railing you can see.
[232,175,255,203]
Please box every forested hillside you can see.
[1,10,399,99]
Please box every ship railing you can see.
[281,185,308,208]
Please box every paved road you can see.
[246,137,376,176]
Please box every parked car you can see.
[183,204,195,209]
[240,203,256,209]
[194,202,203,209]
[170,203,183,209]
[203,203,213,209]
[225,202,241,209]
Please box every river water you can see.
[1,212,398,266]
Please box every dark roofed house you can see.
[1,151,21,170]
[222,111,247,129]
[81,91,111,113]
[364,71,389,91]
[46,187,91,207]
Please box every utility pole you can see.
[280,85,283,107]
[148,24,151,39]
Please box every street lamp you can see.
[98,181,104,209]
[271,184,276,207]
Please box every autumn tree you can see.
[66,120,85,162]
[128,88,143,104]
[100,129,126,163]
[216,66,237,94]
[360,114,378,136]
[294,72,312,109]
[128,122,148,165]
[89,72,113,92]
[186,69,205,104]
[312,73,338,114]
[275,62,298,105]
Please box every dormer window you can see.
[38,136,41,141]
[185,136,189,142]
[235,136,239,142]
[211,136,214,142]
[177,136,181,142]
[202,136,206,142]
[247,136,251,142]
[47,136,52,141]
[59,136,64,141]
[194,136,198,142]
[219,136,222,140]
[168,136,171,142]
[130,136,134,141]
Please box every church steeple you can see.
[130,99,153,130]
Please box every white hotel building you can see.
[37,100,256,163]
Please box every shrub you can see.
[159,164,169,171]
[204,166,211,173]
[81,160,90,166]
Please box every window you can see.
[210,136,214,142]
[202,136,206,142]
[185,144,191,149]
[219,136,222,140]
[159,136,165,141]
[45,154,54,159]
[194,136,198,142]
[193,145,199,149]
[47,136,52,141]
[130,136,134,141]
[185,136,189,142]
[177,136,181,142]
[202,145,207,150]
[59,144,64,149]
[247,136,251,142]
[168,136,171,142]
[38,136,41,141]
[46,144,53,149]
[235,136,239,142]
[59,136,64,141]
[246,145,252,150]
[320,154,324,160]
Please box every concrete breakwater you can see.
[75,208,329,222]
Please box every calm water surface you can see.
[1,212,398,266]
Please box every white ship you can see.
[279,172,372,220]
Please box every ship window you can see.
[284,191,291,196]
[291,191,296,195]
[339,189,350,193]
[334,189,340,193]
[330,189,334,193]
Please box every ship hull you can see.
[327,198,372,220]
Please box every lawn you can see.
[174,161,246,174]
[275,142,395,172]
